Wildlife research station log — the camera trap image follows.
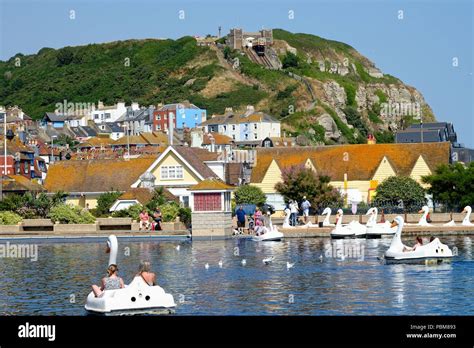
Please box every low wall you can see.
[192,211,233,238]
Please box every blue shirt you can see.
[236,209,246,222]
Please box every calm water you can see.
[0,236,473,315]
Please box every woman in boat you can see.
[136,260,156,286]
[403,236,423,252]
[91,264,125,297]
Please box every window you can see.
[94,114,99,119]
[24,162,29,174]
[254,123,258,130]
[156,125,161,130]
[254,133,258,140]
[245,134,248,140]
[156,115,161,121]
[105,113,111,119]
[161,165,184,180]
[232,135,236,140]
[15,162,20,174]
[194,114,198,120]
[223,125,227,131]
[264,140,272,147]
[232,125,236,131]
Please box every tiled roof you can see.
[114,135,149,145]
[0,136,35,154]
[118,187,178,204]
[189,178,234,191]
[44,157,156,193]
[172,146,219,179]
[202,132,233,145]
[78,137,114,148]
[251,142,450,183]
[2,175,45,192]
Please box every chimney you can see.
[168,112,174,145]
[225,107,233,113]
[131,102,139,110]
[98,100,104,109]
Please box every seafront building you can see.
[200,106,281,146]
[250,142,450,211]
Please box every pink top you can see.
[254,210,263,226]
[139,212,149,222]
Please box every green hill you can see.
[0,29,435,145]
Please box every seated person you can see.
[254,225,266,236]
[91,264,125,297]
[139,209,151,230]
[136,260,156,286]
[403,236,423,252]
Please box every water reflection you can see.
[0,236,472,315]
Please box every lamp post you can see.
[51,135,58,164]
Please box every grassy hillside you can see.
[0,37,268,117]
[0,30,434,145]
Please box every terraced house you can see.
[200,106,280,146]
[250,142,451,211]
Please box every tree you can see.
[145,187,169,212]
[56,47,75,66]
[275,165,343,211]
[422,162,474,210]
[373,176,426,212]
[234,185,267,206]
[282,52,298,69]
[95,190,122,217]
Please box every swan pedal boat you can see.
[85,277,176,314]
[330,209,366,239]
[365,207,396,239]
[384,216,453,264]
[252,227,284,242]
[85,235,176,314]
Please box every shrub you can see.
[234,185,267,206]
[160,202,180,222]
[282,52,299,69]
[95,191,122,217]
[112,204,144,219]
[48,204,96,224]
[275,164,343,210]
[373,176,426,212]
[178,207,192,227]
[0,211,22,225]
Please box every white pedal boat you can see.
[365,207,396,238]
[252,226,284,241]
[85,235,176,314]
[384,216,453,264]
[330,209,366,239]
[85,276,176,314]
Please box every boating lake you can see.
[0,235,473,315]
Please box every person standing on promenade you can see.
[301,196,311,223]
[290,200,299,226]
[236,205,247,234]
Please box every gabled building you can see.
[44,157,156,208]
[119,105,155,135]
[200,106,280,144]
[153,102,206,131]
[250,142,451,210]
[92,101,130,124]
[131,146,223,207]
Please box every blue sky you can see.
[1,0,473,146]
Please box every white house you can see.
[200,106,280,144]
[92,101,137,124]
